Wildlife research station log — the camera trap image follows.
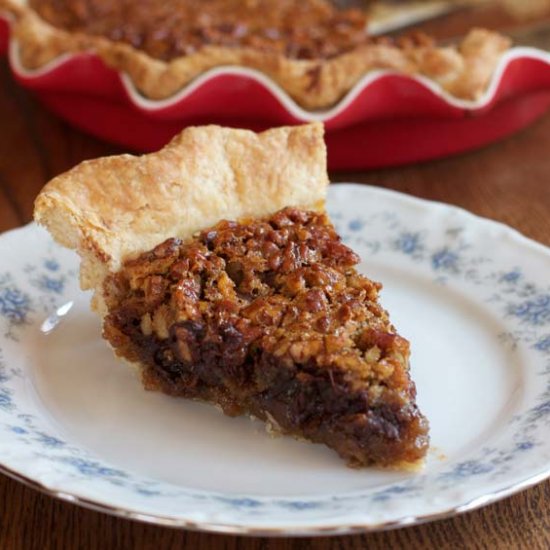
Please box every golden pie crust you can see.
[2,0,511,109]
[34,123,328,311]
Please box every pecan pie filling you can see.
[103,207,429,466]
[30,0,378,60]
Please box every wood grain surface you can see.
[1,13,550,548]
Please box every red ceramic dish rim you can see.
[3,8,550,122]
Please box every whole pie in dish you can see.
[2,0,510,109]
[34,122,429,467]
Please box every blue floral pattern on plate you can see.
[0,184,548,535]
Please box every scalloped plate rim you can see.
[0,184,549,535]
[0,459,548,536]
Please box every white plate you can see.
[0,184,549,535]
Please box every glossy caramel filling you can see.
[103,207,429,466]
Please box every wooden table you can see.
[1,17,550,548]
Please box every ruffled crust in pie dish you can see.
[33,123,429,467]
[2,0,511,109]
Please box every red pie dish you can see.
[1,4,550,169]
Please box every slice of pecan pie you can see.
[34,123,429,467]
[2,0,510,109]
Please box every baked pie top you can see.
[3,0,511,109]
[29,0,374,61]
